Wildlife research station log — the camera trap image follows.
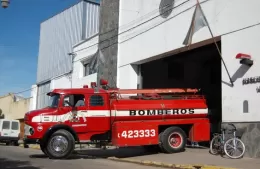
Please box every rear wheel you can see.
[158,132,167,153]
[160,127,186,153]
[143,131,170,153]
[46,129,75,159]
[209,135,221,155]
[224,137,245,159]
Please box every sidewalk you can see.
[114,148,260,169]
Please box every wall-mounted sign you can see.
[242,76,260,85]
[236,53,254,66]
[236,53,251,59]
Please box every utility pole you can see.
[1,0,9,8]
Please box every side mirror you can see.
[65,100,74,107]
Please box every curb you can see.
[107,157,237,169]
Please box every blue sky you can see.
[0,0,93,97]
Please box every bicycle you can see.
[209,123,245,159]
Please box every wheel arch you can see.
[41,124,79,146]
[159,124,192,137]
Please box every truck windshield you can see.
[48,94,60,108]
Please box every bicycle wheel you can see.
[209,135,222,155]
[224,137,245,159]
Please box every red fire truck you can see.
[23,79,210,159]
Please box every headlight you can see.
[29,128,34,135]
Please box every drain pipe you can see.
[68,52,77,88]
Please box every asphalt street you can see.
[0,145,161,169]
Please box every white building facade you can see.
[49,34,99,90]
[115,0,260,157]
[33,0,100,110]
[71,34,99,88]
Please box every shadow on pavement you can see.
[29,154,93,160]
[0,158,40,169]
[29,146,158,160]
[76,146,157,158]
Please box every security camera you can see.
[1,0,9,8]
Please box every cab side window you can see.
[90,95,104,106]
[63,94,86,107]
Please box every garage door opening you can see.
[141,41,222,137]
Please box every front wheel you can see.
[224,137,245,159]
[209,135,221,155]
[46,129,75,159]
[40,143,48,156]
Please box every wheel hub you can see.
[168,132,182,148]
[50,136,68,153]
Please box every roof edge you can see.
[40,0,100,24]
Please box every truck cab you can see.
[24,81,113,157]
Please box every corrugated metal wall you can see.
[37,82,51,109]
[36,0,100,84]
[36,1,99,108]
[83,2,100,39]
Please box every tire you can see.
[224,137,245,159]
[209,135,221,155]
[46,129,75,159]
[158,132,167,153]
[13,141,19,146]
[40,143,48,156]
[160,127,186,153]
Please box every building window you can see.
[90,95,104,106]
[243,100,249,113]
[83,63,90,76]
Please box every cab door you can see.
[87,93,110,132]
[60,94,88,133]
